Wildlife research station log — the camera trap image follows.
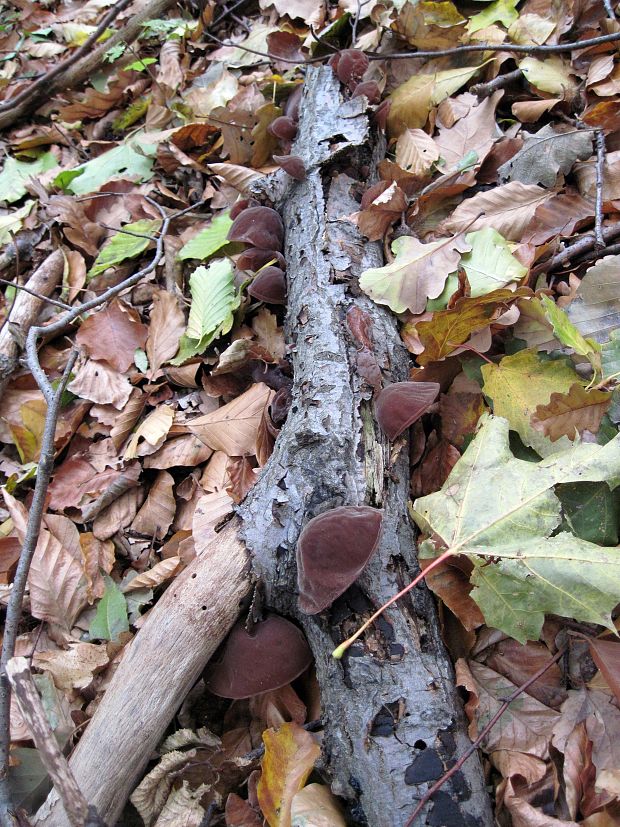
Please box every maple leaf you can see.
[359,233,470,314]
[412,415,620,643]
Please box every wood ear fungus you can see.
[375,382,440,441]
[237,248,286,272]
[297,506,383,614]
[273,155,306,181]
[268,116,298,142]
[330,49,370,91]
[204,614,312,699]
[227,206,284,251]
[247,266,287,305]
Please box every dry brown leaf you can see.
[188,382,274,456]
[143,434,213,469]
[531,384,612,442]
[33,642,109,691]
[79,532,114,602]
[251,308,285,361]
[0,537,21,584]
[226,456,258,504]
[76,299,148,372]
[434,91,502,172]
[68,358,133,409]
[122,556,183,592]
[200,451,230,492]
[110,390,147,450]
[208,162,265,194]
[441,182,552,241]
[146,289,186,380]
[395,128,439,177]
[93,488,143,541]
[131,471,175,540]
[124,405,175,460]
[356,181,408,241]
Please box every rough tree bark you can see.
[34,67,492,826]
[239,66,492,826]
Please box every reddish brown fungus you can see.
[230,198,259,220]
[204,614,312,699]
[336,49,370,91]
[273,154,306,181]
[373,99,391,131]
[297,506,383,615]
[268,116,298,142]
[237,248,286,272]
[284,85,303,121]
[227,206,284,251]
[375,382,440,441]
[352,80,381,104]
[247,266,287,305]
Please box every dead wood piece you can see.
[239,67,493,827]
[0,0,177,132]
[0,249,64,394]
[32,520,251,827]
[6,658,92,827]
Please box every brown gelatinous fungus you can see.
[273,154,306,180]
[237,247,286,272]
[331,49,370,91]
[248,266,287,304]
[375,381,440,441]
[352,81,381,104]
[227,206,284,251]
[297,506,384,615]
[230,198,259,220]
[205,614,312,699]
[267,115,298,142]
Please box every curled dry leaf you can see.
[121,556,183,592]
[146,289,186,381]
[76,299,148,373]
[130,471,176,540]
[124,405,175,460]
[68,358,133,410]
[531,383,612,442]
[33,642,109,691]
[192,490,235,555]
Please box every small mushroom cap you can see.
[273,154,306,181]
[335,49,370,90]
[375,382,440,441]
[248,266,287,305]
[230,198,260,220]
[227,206,284,251]
[297,506,383,615]
[204,614,312,699]
[268,116,298,141]
[352,81,381,104]
[237,248,286,272]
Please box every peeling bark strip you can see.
[241,67,492,826]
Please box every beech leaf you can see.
[412,415,620,643]
[88,219,162,278]
[177,212,233,261]
[359,234,470,314]
[89,574,129,642]
[498,124,592,188]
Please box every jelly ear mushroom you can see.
[237,248,286,272]
[297,506,383,615]
[248,266,287,305]
[330,49,370,91]
[268,116,298,142]
[204,614,312,699]
[273,155,306,181]
[352,80,381,104]
[227,206,284,251]
[375,381,440,441]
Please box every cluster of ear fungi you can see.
[227,203,287,305]
[268,83,306,180]
[204,381,442,698]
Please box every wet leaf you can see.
[89,574,129,642]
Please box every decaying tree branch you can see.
[240,67,492,827]
[32,519,251,827]
[0,250,64,396]
[0,0,177,131]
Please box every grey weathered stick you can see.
[32,518,251,826]
[241,67,492,826]
[5,658,90,827]
[595,130,606,249]
[0,249,64,395]
[0,0,177,131]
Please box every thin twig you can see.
[0,348,78,827]
[603,0,617,19]
[368,30,620,60]
[470,67,523,98]
[203,30,326,64]
[404,646,568,827]
[595,129,606,249]
[0,0,134,114]
[534,221,620,275]
[0,278,72,310]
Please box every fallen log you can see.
[34,66,492,826]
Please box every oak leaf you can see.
[531,383,612,442]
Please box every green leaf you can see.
[104,42,126,62]
[468,0,519,34]
[602,329,620,379]
[0,152,59,204]
[481,348,581,456]
[171,259,239,365]
[518,56,577,96]
[540,295,602,375]
[88,218,161,278]
[126,57,157,71]
[89,575,129,642]
[134,348,148,372]
[54,140,156,195]
[177,212,233,261]
[557,482,619,546]
[0,200,35,246]
[412,415,620,642]
[460,227,527,298]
